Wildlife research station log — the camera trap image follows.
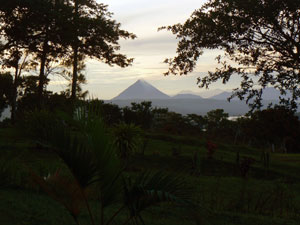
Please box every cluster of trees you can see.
[236,107,300,152]
[88,100,226,135]
[0,0,135,122]
[83,100,300,153]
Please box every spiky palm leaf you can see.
[73,105,123,204]
[113,122,142,159]
[82,115,123,207]
[30,107,123,207]
[123,171,194,222]
[28,108,194,225]
[37,121,99,188]
[30,169,85,219]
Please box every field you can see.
[1,127,300,225]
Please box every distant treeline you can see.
[1,94,299,153]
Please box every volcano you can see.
[112,79,170,100]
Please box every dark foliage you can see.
[162,0,300,110]
[123,101,154,129]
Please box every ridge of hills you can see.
[113,79,203,100]
[211,87,293,100]
[109,79,298,116]
[113,79,291,101]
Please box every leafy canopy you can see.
[161,0,300,109]
[0,0,136,102]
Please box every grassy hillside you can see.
[0,127,299,225]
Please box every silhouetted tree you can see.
[100,103,123,125]
[0,0,73,106]
[162,0,300,110]
[0,0,136,105]
[0,49,29,123]
[161,112,189,135]
[186,113,206,132]
[131,101,154,129]
[60,54,88,99]
[123,101,154,129]
[87,100,123,125]
[205,109,229,130]
[68,0,136,99]
[248,106,300,151]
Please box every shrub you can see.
[23,109,61,141]
[113,122,142,160]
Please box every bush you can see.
[113,122,142,160]
[23,109,62,141]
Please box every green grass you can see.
[1,127,300,225]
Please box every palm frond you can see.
[113,122,142,159]
[34,107,123,206]
[123,171,194,218]
[36,119,99,188]
[81,112,123,207]
[29,168,85,218]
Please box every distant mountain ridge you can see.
[172,93,202,99]
[109,79,299,116]
[113,79,224,100]
[113,79,295,102]
[211,87,293,100]
[211,91,235,100]
[178,89,224,98]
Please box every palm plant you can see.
[123,171,193,225]
[113,122,142,160]
[28,108,194,225]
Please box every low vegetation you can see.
[0,100,300,225]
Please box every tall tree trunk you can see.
[11,52,27,124]
[71,46,78,99]
[71,0,79,100]
[38,41,48,107]
[11,65,19,124]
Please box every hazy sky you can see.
[49,0,239,99]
